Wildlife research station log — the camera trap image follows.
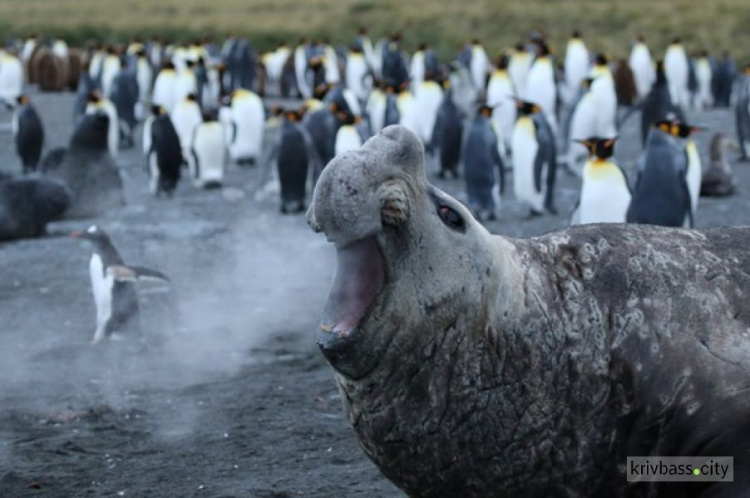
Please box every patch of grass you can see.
[0,0,748,62]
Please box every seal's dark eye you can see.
[438,205,464,230]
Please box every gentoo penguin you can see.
[0,176,70,241]
[188,111,226,189]
[147,107,182,196]
[171,93,202,156]
[627,121,693,227]
[563,31,589,104]
[109,69,139,148]
[432,85,464,179]
[261,108,322,213]
[639,61,685,146]
[508,43,533,97]
[511,99,558,216]
[736,65,750,161]
[569,137,631,225]
[629,35,655,100]
[664,38,690,108]
[701,133,739,196]
[0,51,25,105]
[468,39,489,94]
[85,90,119,158]
[224,88,264,165]
[101,48,122,99]
[463,104,504,221]
[693,51,713,109]
[486,55,516,157]
[589,54,617,138]
[13,95,44,174]
[564,77,597,173]
[71,225,168,344]
[152,62,178,112]
[523,41,558,130]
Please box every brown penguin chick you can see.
[701,132,740,196]
[613,58,637,106]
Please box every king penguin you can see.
[640,61,685,146]
[664,38,690,108]
[188,111,227,189]
[508,43,532,97]
[147,107,182,197]
[432,83,464,179]
[486,55,516,158]
[523,41,558,130]
[735,65,750,161]
[511,99,558,216]
[135,50,153,120]
[570,137,631,225]
[13,95,44,174]
[674,120,704,220]
[85,90,119,158]
[171,93,203,158]
[71,225,168,345]
[152,61,178,113]
[463,103,504,221]
[564,77,596,174]
[413,74,444,152]
[629,35,655,100]
[627,120,693,227]
[0,51,25,105]
[589,54,617,138]
[261,108,322,213]
[224,88,264,165]
[563,30,589,104]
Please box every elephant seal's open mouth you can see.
[318,237,386,350]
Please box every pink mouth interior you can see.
[321,237,386,335]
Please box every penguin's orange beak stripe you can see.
[70,231,83,238]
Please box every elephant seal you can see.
[0,175,71,241]
[307,125,750,497]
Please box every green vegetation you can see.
[1,0,749,62]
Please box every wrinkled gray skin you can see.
[308,125,750,497]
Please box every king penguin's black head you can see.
[576,137,616,159]
[515,99,541,116]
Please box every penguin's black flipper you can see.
[108,265,170,283]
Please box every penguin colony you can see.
[0,30,748,343]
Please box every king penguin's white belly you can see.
[686,141,701,214]
[579,162,631,224]
[192,124,226,185]
[512,117,543,211]
[335,126,362,156]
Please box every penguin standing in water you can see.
[188,111,227,189]
[463,103,504,221]
[260,108,321,213]
[147,107,182,196]
[432,84,464,179]
[13,95,44,173]
[511,99,558,216]
[71,225,168,345]
[629,35,655,100]
[627,121,693,227]
[569,137,631,225]
[85,90,120,158]
[735,65,750,161]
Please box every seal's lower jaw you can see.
[318,237,386,354]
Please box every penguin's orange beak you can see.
[70,231,83,238]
